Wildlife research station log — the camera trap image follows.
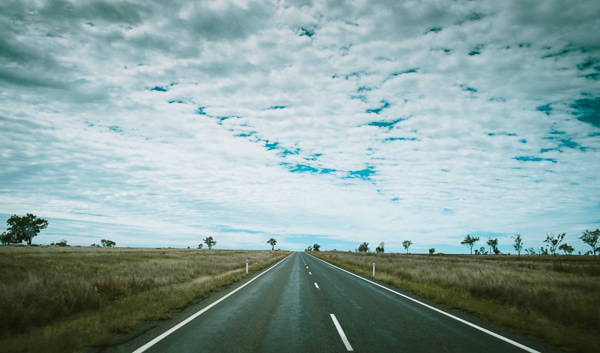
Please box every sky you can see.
[1,0,599,254]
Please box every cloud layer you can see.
[1,0,599,252]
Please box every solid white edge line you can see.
[309,254,540,353]
[330,313,354,351]
[314,282,319,289]
[132,253,293,353]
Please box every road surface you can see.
[104,252,563,353]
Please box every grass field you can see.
[311,251,600,353]
[0,246,290,353]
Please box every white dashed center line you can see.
[314,282,320,289]
[330,314,353,351]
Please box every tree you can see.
[267,238,277,250]
[461,234,479,254]
[1,231,17,245]
[544,233,565,256]
[198,243,203,249]
[475,246,488,255]
[313,243,320,251]
[429,248,435,255]
[203,236,216,249]
[512,234,523,256]
[580,229,600,256]
[486,238,500,255]
[101,239,115,247]
[358,242,369,253]
[306,245,313,251]
[3,213,48,245]
[559,243,574,255]
[402,240,412,254]
[525,247,536,255]
[375,242,385,253]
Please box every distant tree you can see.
[313,243,320,251]
[101,239,116,247]
[525,247,536,255]
[203,236,216,249]
[90,243,101,247]
[486,238,500,255]
[267,238,277,250]
[56,239,68,247]
[306,245,313,252]
[461,234,479,255]
[580,229,599,256]
[402,240,412,254]
[512,234,523,256]
[539,246,549,255]
[358,242,369,253]
[544,233,565,256]
[476,246,488,255]
[198,243,203,249]
[559,243,574,255]
[429,248,435,255]
[375,242,385,253]
[3,213,48,245]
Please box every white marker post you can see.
[246,259,248,274]
[373,263,375,277]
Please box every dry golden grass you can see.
[0,246,290,353]
[312,251,600,353]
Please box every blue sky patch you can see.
[368,118,403,129]
[348,166,376,180]
[108,126,123,133]
[366,101,390,114]
[299,27,315,37]
[197,106,207,115]
[289,164,319,173]
[468,44,484,56]
[514,156,557,163]
[536,104,552,115]
[460,84,477,93]
[150,86,168,92]
[385,137,419,142]
[571,97,600,128]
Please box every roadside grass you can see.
[311,251,600,353]
[0,246,290,353]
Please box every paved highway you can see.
[106,252,563,353]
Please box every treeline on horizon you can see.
[2,213,599,256]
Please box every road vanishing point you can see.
[105,252,563,353]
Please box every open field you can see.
[0,246,290,353]
[311,251,600,353]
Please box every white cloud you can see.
[1,0,599,253]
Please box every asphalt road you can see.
[110,252,563,353]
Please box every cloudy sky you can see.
[1,0,599,253]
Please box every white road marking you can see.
[309,254,540,353]
[330,314,354,351]
[309,272,312,275]
[132,253,293,353]
[314,282,320,289]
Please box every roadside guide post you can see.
[373,263,375,277]
[246,259,248,274]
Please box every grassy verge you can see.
[311,251,600,353]
[0,246,290,353]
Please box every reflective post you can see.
[373,263,375,277]
[246,259,248,274]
